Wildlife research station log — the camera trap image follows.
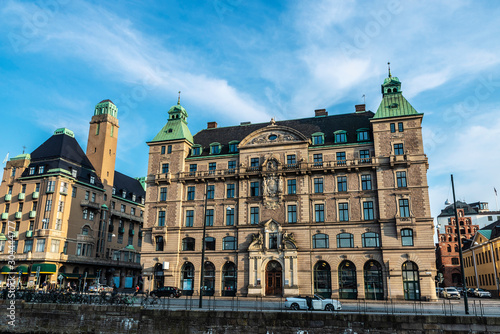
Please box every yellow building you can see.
[0,100,145,290]
[463,220,500,294]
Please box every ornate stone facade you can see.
[141,74,437,301]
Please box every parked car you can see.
[456,287,464,296]
[436,287,444,297]
[150,286,182,298]
[473,288,492,298]
[442,287,460,299]
[89,284,113,293]
[285,295,342,311]
[466,288,476,297]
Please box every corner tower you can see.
[86,99,119,186]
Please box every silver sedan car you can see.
[284,294,342,311]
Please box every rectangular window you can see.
[58,200,64,212]
[287,154,296,166]
[288,205,297,223]
[192,146,201,155]
[337,176,347,192]
[162,163,169,173]
[228,160,236,171]
[205,209,214,226]
[314,178,323,193]
[35,183,40,192]
[396,171,407,188]
[227,184,235,198]
[50,239,60,253]
[363,201,374,220]
[167,145,172,154]
[335,132,347,143]
[339,203,349,221]
[401,229,414,246]
[185,210,194,227]
[394,143,404,155]
[313,135,324,145]
[24,239,33,253]
[38,166,44,174]
[229,143,238,153]
[91,192,96,202]
[161,146,166,154]
[360,149,370,162]
[187,186,195,200]
[313,154,323,167]
[85,191,90,200]
[47,181,55,192]
[399,199,410,217]
[72,187,77,198]
[398,122,404,132]
[189,164,197,175]
[269,232,278,249]
[211,145,220,154]
[90,176,95,184]
[158,211,166,226]
[250,207,259,224]
[45,199,52,212]
[250,158,259,168]
[121,204,126,213]
[60,182,67,194]
[207,185,215,199]
[55,219,62,230]
[35,239,45,252]
[160,187,167,201]
[29,167,35,175]
[287,179,297,194]
[315,204,324,222]
[209,162,216,174]
[390,123,396,133]
[361,175,372,190]
[250,181,260,197]
[357,131,369,141]
[336,152,346,165]
[226,207,234,226]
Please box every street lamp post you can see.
[451,174,469,314]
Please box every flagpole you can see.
[495,188,498,211]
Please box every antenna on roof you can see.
[388,62,391,78]
[22,146,26,154]
[362,94,366,104]
[177,91,181,105]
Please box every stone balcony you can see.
[80,200,100,210]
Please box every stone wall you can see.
[3,302,500,334]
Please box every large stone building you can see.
[141,73,437,301]
[0,100,145,290]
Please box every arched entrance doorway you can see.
[265,261,282,296]
[181,262,194,296]
[338,260,357,299]
[402,261,420,300]
[153,263,164,289]
[202,262,215,296]
[222,262,237,296]
[313,261,331,298]
[364,261,384,300]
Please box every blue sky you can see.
[1,0,500,224]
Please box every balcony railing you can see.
[1,213,7,220]
[18,193,25,201]
[15,212,22,219]
[29,210,36,218]
[80,200,100,210]
[4,194,11,202]
[32,191,39,199]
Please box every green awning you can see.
[31,263,57,274]
[0,265,12,274]
[15,265,28,274]
[60,273,96,280]
[124,245,135,251]
[0,234,7,241]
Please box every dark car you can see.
[150,286,182,298]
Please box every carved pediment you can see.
[239,125,309,147]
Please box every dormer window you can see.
[334,131,347,143]
[38,166,44,174]
[210,142,221,154]
[122,191,126,199]
[312,132,325,145]
[72,169,77,178]
[29,167,35,175]
[132,194,136,202]
[112,187,116,195]
[90,176,95,184]
[191,145,202,156]
[141,197,145,205]
[228,141,239,153]
[357,129,370,141]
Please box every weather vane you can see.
[388,62,391,78]
[177,91,181,105]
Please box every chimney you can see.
[314,109,328,117]
[207,121,218,129]
[355,104,366,113]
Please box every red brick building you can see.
[435,208,479,287]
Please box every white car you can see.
[285,295,342,311]
[443,287,460,299]
[474,288,492,298]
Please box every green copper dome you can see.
[150,102,193,143]
[373,74,420,119]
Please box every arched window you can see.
[454,245,458,252]
[222,262,237,296]
[182,237,195,251]
[402,261,420,300]
[313,261,331,298]
[339,260,357,299]
[364,261,384,300]
[337,233,354,248]
[202,262,215,296]
[181,262,194,296]
[223,236,237,250]
[362,232,380,247]
[72,267,79,274]
[205,237,215,250]
[401,229,414,246]
[82,226,90,235]
[313,233,329,249]
[154,263,164,289]
[447,244,452,252]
